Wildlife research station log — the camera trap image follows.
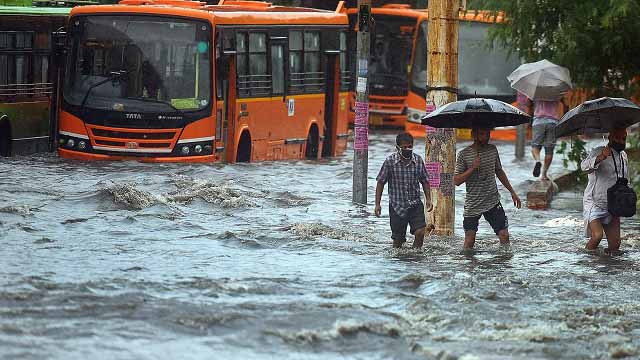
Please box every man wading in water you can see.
[454,128,522,249]
[375,132,433,248]
[581,128,629,253]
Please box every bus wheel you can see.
[236,131,251,163]
[0,115,10,157]
[305,125,319,159]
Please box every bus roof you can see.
[0,5,71,15]
[346,6,505,24]
[70,0,348,25]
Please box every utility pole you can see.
[352,0,371,204]
[424,0,459,235]
[514,91,528,160]
[515,124,526,160]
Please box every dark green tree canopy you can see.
[473,0,640,97]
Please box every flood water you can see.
[1,132,639,360]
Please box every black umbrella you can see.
[421,98,530,129]
[555,97,640,138]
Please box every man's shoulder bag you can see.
[607,152,637,217]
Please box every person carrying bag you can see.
[580,128,633,252]
[607,149,637,218]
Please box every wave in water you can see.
[0,205,35,216]
[167,175,258,208]
[265,319,401,344]
[100,182,164,210]
[289,222,371,241]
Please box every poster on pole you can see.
[354,101,369,126]
[425,161,441,188]
[353,127,368,150]
[424,99,437,134]
[356,77,367,93]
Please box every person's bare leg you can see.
[603,217,621,252]
[541,153,553,180]
[531,146,541,162]
[586,219,604,250]
[413,227,425,248]
[532,146,542,177]
[464,231,477,249]
[497,229,510,245]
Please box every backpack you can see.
[607,152,637,217]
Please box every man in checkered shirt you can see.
[375,132,433,248]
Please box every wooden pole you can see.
[425,0,459,235]
[352,0,371,204]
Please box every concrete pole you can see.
[425,0,459,236]
[352,0,371,204]
[515,124,526,160]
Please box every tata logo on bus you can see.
[125,113,143,120]
[125,142,139,149]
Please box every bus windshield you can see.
[458,22,519,98]
[369,15,415,96]
[411,21,519,99]
[64,15,211,113]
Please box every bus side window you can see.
[0,32,35,88]
[270,44,284,95]
[0,54,8,85]
[303,31,321,92]
[339,31,350,91]
[288,31,303,94]
[236,32,249,97]
[248,32,268,96]
[0,32,10,85]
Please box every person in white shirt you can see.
[580,128,628,252]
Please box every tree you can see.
[472,0,640,97]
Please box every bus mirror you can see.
[52,27,68,66]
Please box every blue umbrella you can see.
[421,97,530,129]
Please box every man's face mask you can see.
[396,145,413,159]
[610,141,626,153]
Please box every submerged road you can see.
[1,132,639,359]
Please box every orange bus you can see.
[346,4,417,128]
[57,0,350,162]
[346,6,520,134]
[0,4,71,157]
[405,10,520,139]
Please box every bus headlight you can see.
[173,140,213,156]
[78,141,87,150]
[66,139,75,148]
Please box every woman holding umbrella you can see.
[508,60,572,180]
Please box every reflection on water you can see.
[1,133,639,359]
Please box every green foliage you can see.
[628,132,640,150]
[628,133,640,208]
[472,0,640,98]
[556,137,588,184]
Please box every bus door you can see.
[216,33,238,163]
[322,50,340,157]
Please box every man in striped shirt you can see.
[375,132,433,248]
[455,128,522,249]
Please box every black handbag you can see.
[607,152,637,217]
